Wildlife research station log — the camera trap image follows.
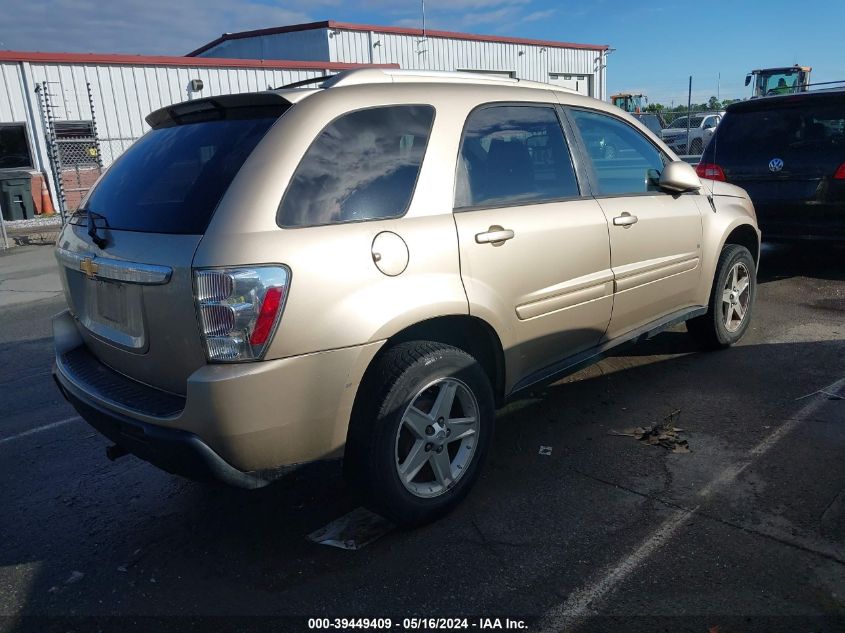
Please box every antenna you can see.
[416,0,428,55]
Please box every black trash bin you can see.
[0,170,35,221]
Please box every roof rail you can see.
[319,68,574,92]
[807,79,845,90]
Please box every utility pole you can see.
[686,76,692,154]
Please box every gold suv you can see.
[52,69,760,524]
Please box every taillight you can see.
[834,163,845,180]
[193,266,290,362]
[696,162,726,181]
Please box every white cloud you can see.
[0,0,313,54]
[522,8,556,22]
[0,0,557,55]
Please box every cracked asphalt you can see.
[0,242,843,633]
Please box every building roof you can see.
[187,20,610,57]
[0,50,398,70]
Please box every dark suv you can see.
[697,90,845,241]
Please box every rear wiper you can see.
[76,209,109,249]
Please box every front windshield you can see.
[760,72,799,94]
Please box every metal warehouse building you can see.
[190,21,609,99]
[0,22,608,218]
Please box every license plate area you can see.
[79,278,146,350]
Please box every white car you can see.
[661,112,724,155]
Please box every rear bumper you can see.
[755,201,845,242]
[52,310,384,482]
[53,375,276,488]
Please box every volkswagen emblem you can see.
[768,158,784,173]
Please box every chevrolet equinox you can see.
[52,69,761,525]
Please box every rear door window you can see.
[454,105,579,209]
[278,105,435,227]
[79,105,286,234]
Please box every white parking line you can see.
[0,416,81,447]
[538,377,845,632]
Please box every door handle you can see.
[613,212,638,228]
[475,226,515,245]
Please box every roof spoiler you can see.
[145,92,291,128]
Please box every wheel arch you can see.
[723,223,760,267]
[349,314,505,425]
[383,315,505,404]
[344,314,506,467]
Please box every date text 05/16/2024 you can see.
[307,618,528,630]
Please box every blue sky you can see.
[2,0,843,105]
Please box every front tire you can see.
[686,244,756,349]
[689,138,703,154]
[345,341,495,526]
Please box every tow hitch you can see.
[106,444,129,461]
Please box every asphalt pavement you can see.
[0,242,843,633]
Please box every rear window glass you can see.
[455,105,579,209]
[278,105,435,227]
[715,101,845,154]
[77,106,285,234]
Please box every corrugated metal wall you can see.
[327,30,604,97]
[1,62,45,173]
[23,62,326,165]
[195,27,606,100]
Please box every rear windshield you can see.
[715,101,845,154]
[76,105,285,234]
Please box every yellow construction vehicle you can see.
[745,65,812,98]
[610,93,647,113]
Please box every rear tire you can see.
[344,341,495,526]
[686,244,756,349]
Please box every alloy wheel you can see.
[722,262,751,332]
[394,377,480,498]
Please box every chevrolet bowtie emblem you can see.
[80,257,99,279]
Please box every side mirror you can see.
[659,161,702,194]
[745,74,752,87]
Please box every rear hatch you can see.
[56,94,290,395]
[703,93,845,232]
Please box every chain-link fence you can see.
[97,137,142,169]
[35,81,123,219]
[53,120,102,212]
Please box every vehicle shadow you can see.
[4,334,844,626]
[758,241,845,283]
